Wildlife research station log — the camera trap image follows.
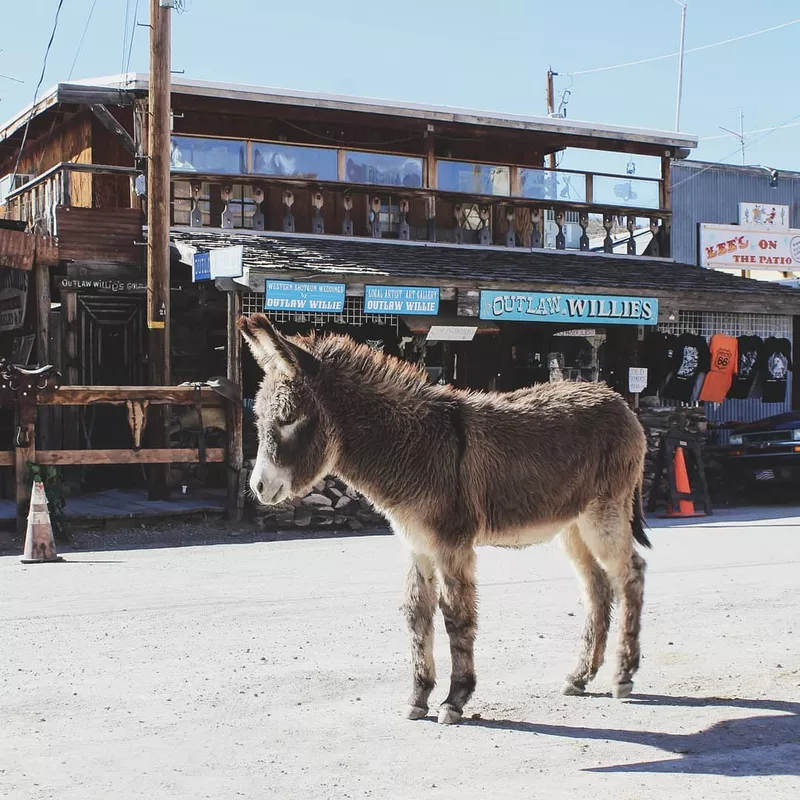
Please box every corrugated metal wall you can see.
[671,161,800,265]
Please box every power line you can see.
[671,110,800,190]
[569,16,800,76]
[124,0,142,74]
[10,0,66,185]
[700,121,800,141]
[68,0,99,80]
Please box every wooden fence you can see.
[1,384,239,531]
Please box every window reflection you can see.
[592,175,660,209]
[438,162,510,196]
[170,136,246,175]
[252,143,337,180]
[518,169,586,203]
[345,152,423,188]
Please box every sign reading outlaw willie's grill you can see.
[479,290,658,326]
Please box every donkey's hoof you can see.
[405,705,429,720]
[437,704,462,725]
[612,682,634,699]
[561,680,585,696]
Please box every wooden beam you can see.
[0,452,12,466]
[39,385,227,406]
[35,448,225,465]
[89,104,137,157]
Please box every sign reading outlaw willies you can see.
[479,290,658,325]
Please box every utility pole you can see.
[546,68,556,170]
[147,0,172,499]
[674,0,687,131]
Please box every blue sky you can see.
[1,0,798,176]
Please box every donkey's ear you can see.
[237,314,319,378]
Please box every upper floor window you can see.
[518,169,587,203]
[171,136,246,175]
[437,161,510,196]
[251,143,338,181]
[345,152,423,188]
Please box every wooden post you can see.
[425,127,436,242]
[62,293,79,451]
[15,402,36,534]
[147,0,172,500]
[34,260,51,451]
[546,70,556,170]
[226,291,244,522]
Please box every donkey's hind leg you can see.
[436,548,477,725]
[401,552,438,720]
[580,500,647,699]
[561,523,614,696]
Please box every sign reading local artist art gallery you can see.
[699,222,800,270]
[264,280,346,312]
[363,285,439,315]
[479,290,658,326]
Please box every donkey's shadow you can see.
[464,694,800,777]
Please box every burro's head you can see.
[238,314,331,506]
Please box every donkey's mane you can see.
[294,332,441,397]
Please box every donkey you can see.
[239,313,651,725]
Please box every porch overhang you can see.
[166,228,800,318]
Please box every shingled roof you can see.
[167,229,800,314]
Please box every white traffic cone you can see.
[21,480,64,564]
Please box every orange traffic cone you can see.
[662,446,706,518]
[20,480,64,564]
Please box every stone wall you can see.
[244,462,388,531]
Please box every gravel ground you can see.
[1,511,799,800]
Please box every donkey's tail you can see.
[631,482,652,549]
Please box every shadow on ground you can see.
[464,694,800,776]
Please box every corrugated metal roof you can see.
[671,161,800,265]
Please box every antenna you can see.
[718,108,746,165]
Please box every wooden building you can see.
[3,73,800,501]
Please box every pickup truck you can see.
[724,412,800,485]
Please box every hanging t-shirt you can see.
[699,334,738,403]
[663,333,711,402]
[760,337,792,403]
[727,335,764,399]
[639,332,679,397]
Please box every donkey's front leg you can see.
[436,549,477,725]
[401,552,438,720]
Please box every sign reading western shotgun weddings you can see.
[700,223,800,270]
[264,280,346,312]
[479,291,658,326]
[363,285,440,315]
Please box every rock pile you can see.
[244,464,388,531]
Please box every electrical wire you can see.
[124,0,141,75]
[68,0,99,80]
[10,0,66,186]
[671,110,800,191]
[569,17,800,76]
[121,0,131,76]
[699,121,800,141]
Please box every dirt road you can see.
[2,511,799,799]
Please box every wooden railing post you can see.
[15,403,36,534]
